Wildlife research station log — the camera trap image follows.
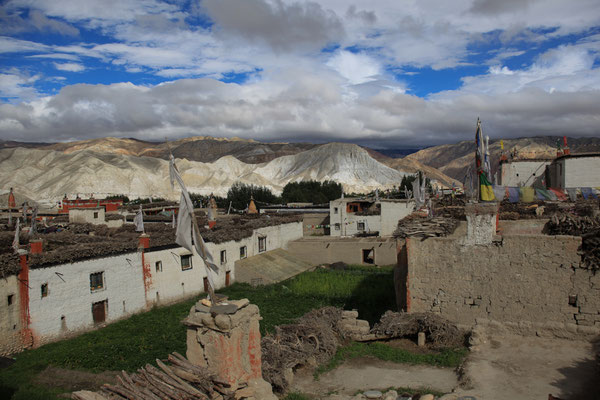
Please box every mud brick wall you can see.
[398,234,600,335]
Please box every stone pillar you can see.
[184,298,276,399]
[464,202,498,245]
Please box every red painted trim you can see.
[17,254,34,348]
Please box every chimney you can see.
[29,239,43,254]
[138,233,150,249]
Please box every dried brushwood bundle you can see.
[370,311,465,348]
[394,216,458,238]
[545,213,600,270]
[261,307,343,393]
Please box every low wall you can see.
[397,233,600,336]
[0,275,25,356]
[288,237,398,266]
[303,214,330,236]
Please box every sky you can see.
[0,0,599,148]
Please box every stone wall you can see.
[397,233,600,336]
[0,275,24,356]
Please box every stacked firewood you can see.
[72,352,235,400]
[394,216,458,239]
[546,213,600,271]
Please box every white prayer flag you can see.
[12,218,20,254]
[169,156,218,290]
[134,205,144,232]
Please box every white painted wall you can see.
[500,161,551,186]
[141,221,303,306]
[69,208,105,224]
[380,200,414,236]
[564,157,600,188]
[27,252,146,344]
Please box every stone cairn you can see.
[184,298,277,400]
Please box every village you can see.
[0,137,599,400]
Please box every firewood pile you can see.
[370,311,466,348]
[71,352,234,400]
[545,213,600,271]
[394,216,458,238]
[261,307,343,393]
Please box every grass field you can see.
[0,265,463,399]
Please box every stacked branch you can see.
[545,213,600,271]
[394,216,458,239]
[72,352,234,400]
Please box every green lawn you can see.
[0,265,425,399]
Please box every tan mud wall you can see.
[288,238,398,266]
[399,234,600,335]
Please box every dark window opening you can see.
[93,211,99,219]
[92,300,107,324]
[334,223,340,230]
[357,222,365,231]
[258,237,266,253]
[220,250,227,265]
[181,254,192,271]
[7,294,14,305]
[41,283,48,298]
[362,248,374,264]
[90,272,104,291]
[334,207,339,214]
[155,261,162,272]
[240,246,247,259]
[203,277,209,293]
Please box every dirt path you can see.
[291,357,458,397]
[455,334,599,400]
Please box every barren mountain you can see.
[406,136,600,183]
[0,143,414,203]
[41,136,317,164]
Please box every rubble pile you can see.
[545,213,600,270]
[394,216,458,239]
[71,352,234,400]
[371,311,466,348]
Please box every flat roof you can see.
[554,152,600,161]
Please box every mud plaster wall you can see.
[288,238,398,266]
[400,234,600,335]
[0,275,24,356]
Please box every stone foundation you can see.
[184,298,277,400]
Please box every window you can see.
[334,223,340,231]
[203,277,209,292]
[357,222,365,231]
[41,283,48,298]
[90,272,104,291]
[334,207,339,214]
[362,248,374,264]
[258,237,266,253]
[240,246,247,259]
[7,294,14,306]
[220,250,227,265]
[181,254,192,271]
[155,261,162,272]
[93,211,98,219]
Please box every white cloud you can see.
[326,50,381,84]
[53,62,85,72]
[0,70,40,100]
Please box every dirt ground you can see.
[291,357,458,397]
[455,333,600,400]
[33,366,119,393]
[290,333,599,400]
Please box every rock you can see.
[418,331,426,347]
[215,314,231,330]
[231,298,250,309]
[364,390,382,399]
[420,394,435,400]
[382,389,397,400]
[211,303,239,315]
[195,302,211,313]
[342,310,359,319]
